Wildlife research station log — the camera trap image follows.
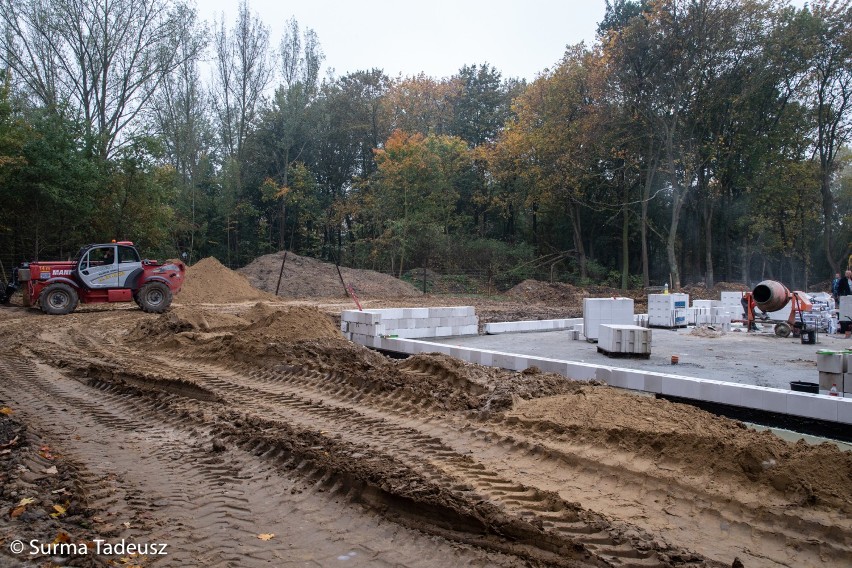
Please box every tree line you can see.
[1,0,851,292]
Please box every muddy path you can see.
[0,305,850,567]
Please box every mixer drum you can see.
[752,280,791,313]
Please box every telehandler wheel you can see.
[39,283,79,315]
[137,281,172,313]
[774,322,792,338]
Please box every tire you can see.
[39,283,79,315]
[137,281,172,313]
[774,322,792,338]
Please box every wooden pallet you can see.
[596,347,651,359]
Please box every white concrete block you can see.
[565,362,599,381]
[606,369,628,388]
[624,371,646,391]
[403,308,430,319]
[535,358,569,375]
[661,376,701,399]
[819,371,843,391]
[787,392,838,422]
[817,353,844,373]
[699,379,725,404]
[643,373,663,394]
[838,398,852,424]
[435,326,453,337]
[762,388,789,414]
[381,308,406,320]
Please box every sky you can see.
[195,0,609,82]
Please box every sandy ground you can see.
[0,299,850,568]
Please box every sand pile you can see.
[131,303,342,348]
[238,251,421,299]
[243,305,342,342]
[509,389,852,511]
[179,257,276,304]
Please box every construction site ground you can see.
[433,325,846,391]
[0,260,850,568]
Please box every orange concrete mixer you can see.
[742,280,813,337]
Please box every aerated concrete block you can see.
[402,308,430,319]
[819,371,843,391]
[564,362,599,381]
[698,379,725,404]
[838,398,852,423]
[661,376,701,399]
[817,353,845,373]
[787,392,838,422]
[643,373,663,394]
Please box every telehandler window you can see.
[118,246,140,263]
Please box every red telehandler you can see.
[0,241,184,315]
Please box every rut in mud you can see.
[0,303,850,568]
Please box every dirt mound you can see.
[244,305,342,342]
[179,257,276,304]
[680,281,748,300]
[131,304,342,350]
[509,389,852,511]
[238,251,421,299]
[506,279,587,306]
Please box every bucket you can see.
[800,329,816,344]
[790,381,819,393]
[671,355,679,365]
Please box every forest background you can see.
[1,0,851,293]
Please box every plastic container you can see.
[800,329,816,344]
[789,381,819,394]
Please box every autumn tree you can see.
[368,130,473,275]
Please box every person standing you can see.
[836,270,852,333]
[832,272,842,304]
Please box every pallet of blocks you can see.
[340,306,479,348]
[597,324,651,358]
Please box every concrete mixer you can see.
[741,280,813,338]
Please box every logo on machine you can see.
[51,269,73,276]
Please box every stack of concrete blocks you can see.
[816,351,845,397]
[720,291,746,320]
[583,298,634,342]
[483,318,583,335]
[688,298,734,329]
[839,297,852,331]
[598,324,652,355]
[648,293,688,328]
[341,307,478,348]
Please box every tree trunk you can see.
[704,195,714,289]
[621,167,629,290]
[570,205,587,280]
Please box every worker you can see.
[832,272,841,304]
[836,270,852,333]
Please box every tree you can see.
[449,63,513,147]
[369,130,472,275]
[269,17,324,248]
[150,39,215,264]
[795,1,852,272]
[497,46,597,279]
[0,0,205,161]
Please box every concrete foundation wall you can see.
[349,333,851,426]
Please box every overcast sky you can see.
[196,0,609,82]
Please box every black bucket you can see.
[800,329,816,344]
[790,381,819,393]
